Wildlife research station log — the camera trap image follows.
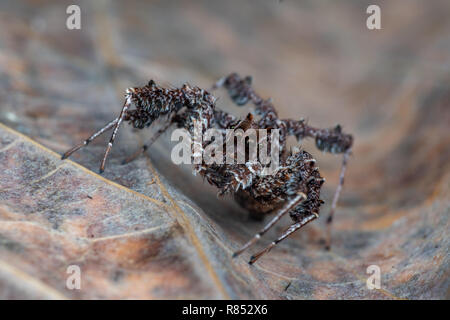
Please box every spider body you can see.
[62,73,353,264]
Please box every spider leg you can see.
[99,99,131,173]
[283,119,353,249]
[233,192,307,258]
[325,148,351,250]
[213,109,238,129]
[121,118,174,165]
[211,73,277,118]
[249,211,319,264]
[61,118,119,160]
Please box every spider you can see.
[61,73,353,264]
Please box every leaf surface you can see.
[0,0,448,299]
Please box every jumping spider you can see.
[62,73,353,264]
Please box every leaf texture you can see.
[0,0,448,299]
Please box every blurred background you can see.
[0,0,448,299]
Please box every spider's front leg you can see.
[285,119,353,249]
[232,193,307,259]
[249,210,319,264]
[62,80,217,173]
[233,189,323,265]
[61,96,132,173]
[233,150,325,264]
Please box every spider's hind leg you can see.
[325,148,351,250]
[283,120,354,250]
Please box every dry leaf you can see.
[0,0,448,299]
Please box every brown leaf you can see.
[0,0,449,299]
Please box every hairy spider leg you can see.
[249,211,319,264]
[99,98,131,173]
[233,192,307,258]
[121,119,174,165]
[61,118,119,160]
[283,119,353,247]
[325,148,351,250]
[211,73,277,117]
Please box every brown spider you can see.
[61,73,353,264]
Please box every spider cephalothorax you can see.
[62,73,353,264]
